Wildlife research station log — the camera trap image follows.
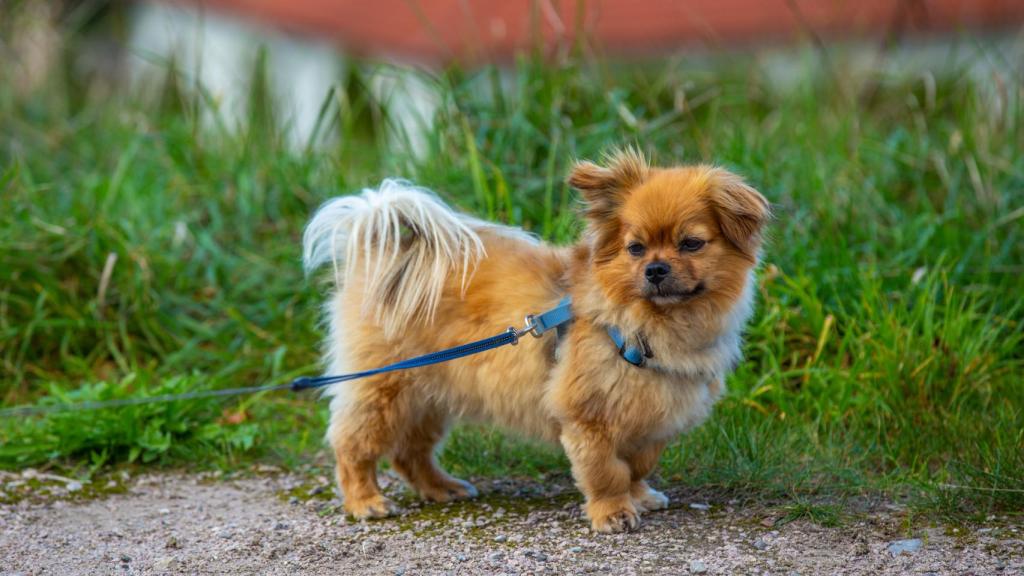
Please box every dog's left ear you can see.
[568,147,649,223]
[708,169,771,258]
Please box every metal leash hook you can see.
[508,313,547,345]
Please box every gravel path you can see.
[1,469,1020,575]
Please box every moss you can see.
[386,490,582,540]
[0,472,129,505]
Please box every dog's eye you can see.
[626,242,646,257]
[679,237,705,252]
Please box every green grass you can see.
[1,33,1022,519]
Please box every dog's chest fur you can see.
[546,274,754,444]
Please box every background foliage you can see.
[1,25,1022,516]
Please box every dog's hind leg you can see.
[328,375,409,519]
[390,405,478,503]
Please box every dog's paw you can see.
[345,495,398,519]
[588,498,640,533]
[631,484,669,513]
[420,478,479,503]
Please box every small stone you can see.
[66,481,83,493]
[274,522,289,530]
[120,555,131,564]
[689,560,707,574]
[288,496,299,505]
[153,557,178,572]
[488,551,504,562]
[525,549,549,562]
[456,554,467,562]
[689,503,710,511]
[569,546,583,553]
[218,530,234,539]
[887,538,922,556]
[158,508,170,515]
[494,535,507,543]
[752,538,768,551]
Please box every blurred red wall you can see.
[160,0,1024,61]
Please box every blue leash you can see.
[0,297,651,418]
[0,299,575,418]
[291,297,574,390]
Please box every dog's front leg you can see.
[561,424,639,533]
[624,440,669,513]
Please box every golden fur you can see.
[304,150,770,532]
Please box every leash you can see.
[1,297,650,418]
[0,299,575,419]
[291,297,573,390]
[0,383,293,418]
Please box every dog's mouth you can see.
[645,282,706,304]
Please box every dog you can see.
[302,148,769,532]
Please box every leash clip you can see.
[521,314,545,339]
[509,314,543,345]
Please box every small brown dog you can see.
[303,148,769,532]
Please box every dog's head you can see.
[569,148,769,312]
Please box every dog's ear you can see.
[568,147,649,223]
[708,169,771,259]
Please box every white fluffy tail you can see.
[303,179,486,337]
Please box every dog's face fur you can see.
[570,150,769,316]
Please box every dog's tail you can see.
[303,179,486,337]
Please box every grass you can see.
[1,25,1022,520]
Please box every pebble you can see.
[752,538,768,551]
[158,508,170,515]
[689,503,711,511]
[153,557,179,572]
[65,481,83,493]
[487,551,504,562]
[568,546,583,553]
[887,538,922,556]
[689,559,707,573]
[525,550,549,562]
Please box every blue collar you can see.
[605,325,653,367]
[529,297,650,368]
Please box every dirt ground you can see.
[1,469,1021,576]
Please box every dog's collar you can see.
[532,296,652,368]
[605,325,654,367]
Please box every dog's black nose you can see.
[645,261,671,285]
